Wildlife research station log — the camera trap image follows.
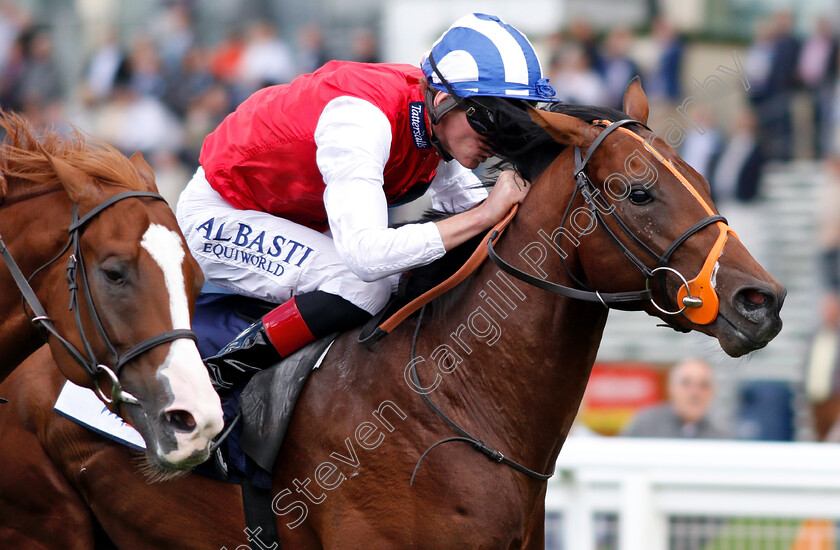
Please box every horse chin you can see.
[133,453,194,483]
[650,303,783,358]
[710,308,783,358]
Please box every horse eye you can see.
[102,268,125,285]
[628,188,653,205]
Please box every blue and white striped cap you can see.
[421,13,557,103]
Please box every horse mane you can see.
[481,99,631,182]
[404,101,632,291]
[0,110,144,201]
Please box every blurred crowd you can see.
[0,1,380,205]
[547,10,840,191]
[2,3,837,210]
[2,3,838,203]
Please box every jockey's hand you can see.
[479,170,531,225]
[434,170,531,252]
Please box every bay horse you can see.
[0,112,222,469]
[0,82,784,548]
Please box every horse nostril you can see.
[164,410,197,432]
[743,289,766,305]
[735,287,775,314]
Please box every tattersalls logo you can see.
[408,102,431,150]
[193,217,315,278]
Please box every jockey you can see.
[176,13,558,384]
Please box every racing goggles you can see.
[427,52,496,135]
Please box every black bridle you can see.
[488,118,726,324]
[411,118,730,485]
[0,190,197,406]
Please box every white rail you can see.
[546,436,840,550]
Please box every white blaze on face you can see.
[141,224,223,463]
[710,261,721,290]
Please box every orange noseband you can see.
[617,127,738,325]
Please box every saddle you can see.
[237,335,336,472]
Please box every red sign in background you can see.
[579,362,668,435]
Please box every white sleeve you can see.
[428,159,489,213]
[316,96,446,282]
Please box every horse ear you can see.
[129,151,159,192]
[622,76,649,124]
[527,108,600,147]
[38,146,104,204]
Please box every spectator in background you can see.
[679,105,722,180]
[748,11,800,161]
[708,108,763,204]
[0,1,28,76]
[209,28,245,84]
[647,15,684,105]
[208,27,250,105]
[622,359,729,439]
[154,3,194,74]
[182,81,232,167]
[125,36,167,99]
[818,156,840,309]
[0,30,26,110]
[807,155,840,441]
[16,26,62,112]
[600,27,640,110]
[566,19,603,76]
[745,17,775,98]
[707,108,766,264]
[548,43,606,106]
[163,45,214,119]
[238,20,295,93]
[351,28,379,64]
[797,17,837,157]
[79,29,124,105]
[296,25,329,75]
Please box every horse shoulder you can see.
[0,348,97,548]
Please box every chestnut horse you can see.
[0,82,784,548]
[0,112,222,469]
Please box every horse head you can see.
[523,80,784,357]
[0,113,222,471]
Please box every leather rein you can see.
[0,191,197,406]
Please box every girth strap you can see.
[240,478,282,550]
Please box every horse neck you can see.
[1,180,64,206]
[0,191,74,369]
[421,152,610,472]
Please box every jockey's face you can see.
[433,93,495,169]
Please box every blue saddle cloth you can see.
[192,387,273,489]
[191,289,275,489]
[191,289,275,359]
